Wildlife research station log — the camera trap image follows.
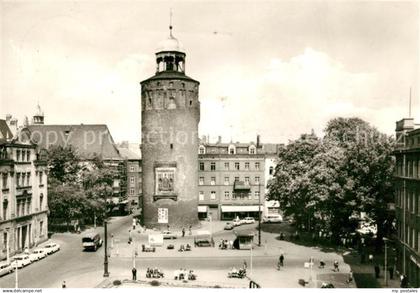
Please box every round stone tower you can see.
[140,26,200,228]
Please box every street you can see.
[0,215,354,288]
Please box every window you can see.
[199,191,204,201]
[248,193,252,200]
[16,173,20,187]
[269,166,274,175]
[234,176,239,182]
[39,171,43,185]
[2,203,7,220]
[2,173,7,189]
[40,193,43,210]
[3,233,6,250]
[211,177,216,185]
[210,162,216,171]
[255,162,260,170]
[249,146,256,154]
[199,162,205,171]
[224,177,229,185]
[254,191,260,199]
[199,146,206,154]
[224,162,229,170]
[130,166,135,172]
[228,145,236,154]
[130,176,135,187]
[26,150,30,161]
[27,172,31,186]
[40,221,43,236]
[199,177,204,185]
[255,177,260,184]
[16,150,20,161]
[235,162,240,170]
[224,191,229,199]
[210,191,216,200]
[26,200,31,214]
[245,162,250,170]
[130,188,135,195]
[245,177,250,185]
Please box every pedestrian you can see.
[388,266,394,279]
[279,254,284,267]
[243,260,247,270]
[132,218,136,230]
[346,270,353,284]
[333,260,339,272]
[182,227,185,237]
[400,274,408,288]
[62,281,66,288]
[189,225,192,235]
[374,264,380,278]
[167,224,170,231]
[132,267,137,281]
[128,229,132,244]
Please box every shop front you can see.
[220,205,262,220]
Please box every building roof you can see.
[141,71,199,84]
[157,34,185,53]
[23,124,121,160]
[117,147,141,160]
[0,119,13,143]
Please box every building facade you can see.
[0,120,48,261]
[393,118,420,288]
[197,139,281,221]
[118,147,142,211]
[141,27,200,228]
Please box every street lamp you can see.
[258,187,261,247]
[6,227,10,264]
[103,219,109,277]
[14,259,18,288]
[383,237,389,286]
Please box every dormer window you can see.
[249,145,256,154]
[199,145,206,154]
[228,145,236,155]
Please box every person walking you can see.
[128,229,132,244]
[333,260,339,272]
[132,267,137,281]
[243,260,247,270]
[182,227,185,237]
[62,281,66,288]
[374,264,380,278]
[279,254,284,267]
[189,225,192,235]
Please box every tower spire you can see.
[169,8,173,37]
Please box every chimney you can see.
[217,136,222,144]
[256,135,260,147]
[201,135,207,144]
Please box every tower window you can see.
[170,143,173,149]
[189,100,192,106]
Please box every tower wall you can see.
[141,78,200,228]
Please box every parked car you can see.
[82,233,103,251]
[31,248,48,260]
[243,217,255,224]
[12,255,31,269]
[0,262,15,277]
[162,231,177,239]
[224,222,234,230]
[232,218,242,226]
[42,242,60,254]
[262,214,283,223]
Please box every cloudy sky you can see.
[1,0,419,144]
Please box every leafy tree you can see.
[47,145,81,183]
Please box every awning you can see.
[221,205,262,212]
[198,206,208,213]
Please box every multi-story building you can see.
[393,117,420,287]
[197,137,281,221]
[0,119,48,261]
[140,26,200,228]
[117,147,142,211]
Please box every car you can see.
[232,218,242,226]
[224,222,234,230]
[82,233,103,251]
[262,214,283,223]
[42,242,60,254]
[243,217,255,224]
[0,262,15,277]
[162,230,177,239]
[12,255,31,269]
[25,248,47,262]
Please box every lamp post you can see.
[6,227,10,264]
[15,259,18,288]
[258,187,261,247]
[383,237,389,286]
[103,219,109,277]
